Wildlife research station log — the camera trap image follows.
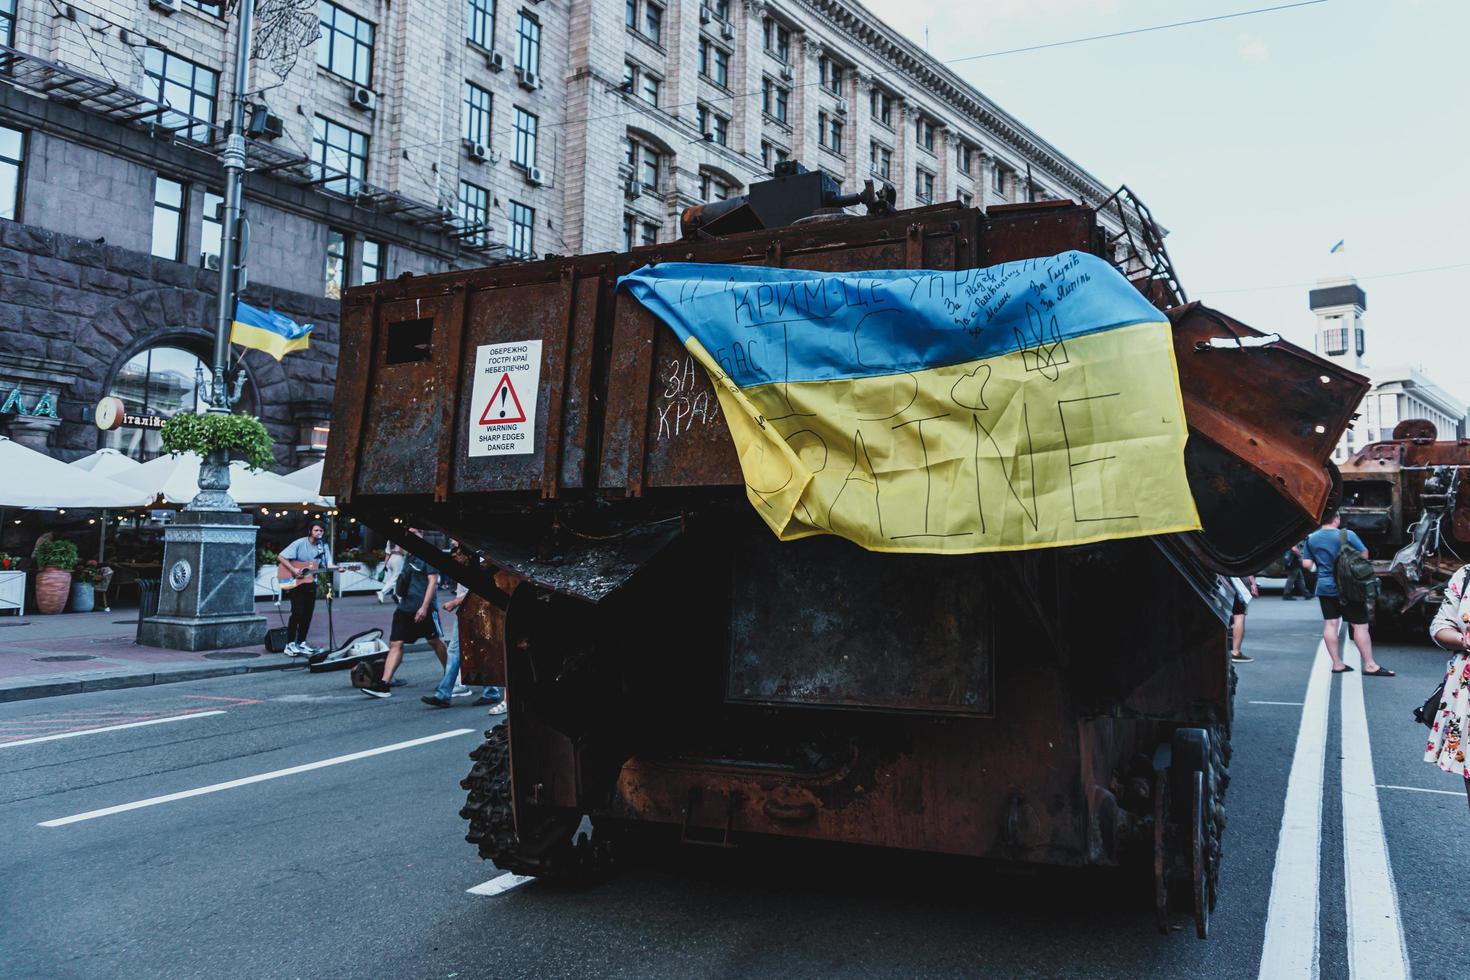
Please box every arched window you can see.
[102,344,255,460]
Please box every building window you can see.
[143,48,218,143]
[817,111,842,154]
[958,191,973,207]
[957,143,974,175]
[1355,326,1365,357]
[151,176,186,261]
[325,228,349,299]
[640,220,658,246]
[507,200,535,259]
[710,0,730,21]
[317,1,375,87]
[624,61,661,106]
[762,77,789,124]
[641,0,663,43]
[699,38,730,88]
[627,138,661,191]
[464,81,493,144]
[870,88,892,128]
[697,105,729,146]
[869,142,891,180]
[311,116,369,195]
[819,56,844,95]
[0,125,23,221]
[1322,326,1348,357]
[515,11,541,74]
[915,116,935,152]
[459,181,490,246]
[199,189,223,267]
[622,214,636,251]
[467,0,495,48]
[763,18,790,62]
[915,168,934,204]
[181,0,221,15]
[361,239,384,283]
[760,139,789,171]
[104,346,254,460]
[700,172,733,202]
[0,0,15,46]
[513,108,538,168]
[625,0,636,29]
[992,165,1005,194]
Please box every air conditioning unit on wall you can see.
[350,87,376,111]
[516,67,540,90]
[624,178,642,200]
[526,166,545,186]
[720,22,735,40]
[779,64,793,81]
[149,0,179,14]
[487,51,505,72]
[834,97,848,116]
[465,141,489,162]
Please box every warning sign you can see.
[468,340,541,457]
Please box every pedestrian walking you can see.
[1282,543,1310,599]
[376,541,405,603]
[1424,564,1470,812]
[420,542,506,712]
[357,532,447,698]
[276,523,331,656]
[1303,513,1394,676]
[1230,575,1257,663]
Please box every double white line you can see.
[1258,639,1410,978]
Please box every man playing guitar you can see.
[276,522,332,656]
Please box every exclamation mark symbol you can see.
[499,386,508,418]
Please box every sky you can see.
[859,0,1470,402]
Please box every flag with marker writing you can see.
[617,251,1200,555]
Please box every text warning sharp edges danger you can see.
[469,340,541,457]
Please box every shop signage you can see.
[94,397,167,431]
[0,387,59,419]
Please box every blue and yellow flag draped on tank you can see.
[618,251,1200,554]
[229,301,314,361]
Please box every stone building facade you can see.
[0,0,1144,467]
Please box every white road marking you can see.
[467,874,536,896]
[1339,642,1411,979]
[38,728,475,827]
[1250,701,1306,706]
[0,711,227,749]
[1377,784,1464,798]
[1258,640,1332,980]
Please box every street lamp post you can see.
[209,0,255,414]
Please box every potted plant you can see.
[159,412,275,511]
[258,547,279,569]
[0,552,23,615]
[69,559,107,613]
[33,539,79,615]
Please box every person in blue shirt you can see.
[276,523,331,656]
[1303,513,1393,676]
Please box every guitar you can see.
[277,559,333,592]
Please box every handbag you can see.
[1414,681,1447,729]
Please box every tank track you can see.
[458,723,603,879]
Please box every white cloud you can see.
[1238,34,1269,62]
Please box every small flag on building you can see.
[230,301,314,361]
[1329,239,1345,254]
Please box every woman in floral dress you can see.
[1426,564,1470,812]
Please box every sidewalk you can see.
[0,594,418,703]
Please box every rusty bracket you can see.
[680,787,741,848]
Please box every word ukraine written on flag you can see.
[229,301,315,361]
[619,251,1200,554]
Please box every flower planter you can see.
[69,579,96,613]
[34,567,73,615]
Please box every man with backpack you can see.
[1303,513,1394,676]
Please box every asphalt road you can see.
[1,600,1465,979]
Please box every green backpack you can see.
[1334,529,1378,605]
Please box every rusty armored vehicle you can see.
[322,167,1365,939]
[1339,419,1470,633]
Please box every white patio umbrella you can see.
[0,437,145,509]
[67,448,144,562]
[111,452,332,510]
[68,447,143,479]
[283,461,330,501]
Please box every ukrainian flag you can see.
[230,301,314,361]
[619,251,1201,555]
